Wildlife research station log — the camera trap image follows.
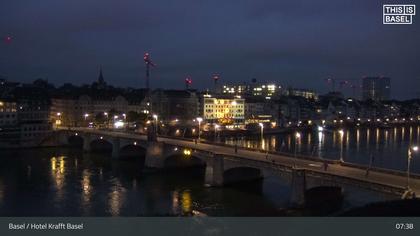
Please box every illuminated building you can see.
[151,89,199,123]
[244,97,279,124]
[222,81,281,99]
[202,94,244,128]
[286,88,318,100]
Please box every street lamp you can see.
[258,123,264,140]
[317,126,324,132]
[153,114,158,132]
[84,113,89,120]
[196,117,203,141]
[56,112,62,127]
[339,129,344,163]
[214,124,219,140]
[406,146,418,190]
[294,132,301,157]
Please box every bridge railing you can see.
[219,152,405,195]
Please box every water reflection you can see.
[81,169,92,214]
[108,180,125,216]
[50,156,66,200]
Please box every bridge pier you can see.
[111,137,120,159]
[82,134,91,152]
[144,142,165,168]
[58,132,69,146]
[290,168,307,206]
[205,154,224,187]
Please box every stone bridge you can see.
[47,128,418,206]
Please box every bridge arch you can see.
[119,144,147,160]
[223,166,263,185]
[90,138,113,153]
[163,151,206,169]
[68,134,84,148]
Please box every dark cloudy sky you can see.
[0,0,419,99]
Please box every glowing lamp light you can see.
[339,130,344,136]
[114,120,124,129]
[295,132,301,139]
[317,126,324,132]
[183,149,192,156]
[412,146,419,152]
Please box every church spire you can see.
[96,65,107,89]
[98,65,105,83]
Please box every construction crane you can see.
[185,76,192,89]
[143,52,156,90]
[212,74,220,93]
[143,52,157,141]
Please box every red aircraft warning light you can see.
[185,77,192,89]
[4,35,12,44]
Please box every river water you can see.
[0,126,412,216]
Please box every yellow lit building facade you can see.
[203,95,245,128]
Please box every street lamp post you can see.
[259,123,264,149]
[84,113,89,127]
[196,117,203,142]
[339,129,344,163]
[295,132,301,157]
[214,124,219,141]
[153,114,158,135]
[56,112,62,127]
[258,123,264,140]
[407,146,418,190]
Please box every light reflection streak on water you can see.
[409,126,413,145]
[402,127,405,142]
[81,169,92,214]
[50,156,66,201]
[108,179,125,216]
[356,129,360,151]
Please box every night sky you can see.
[0,0,419,99]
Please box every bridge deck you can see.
[63,128,420,196]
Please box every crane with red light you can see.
[185,76,192,89]
[143,52,156,90]
[143,52,158,141]
[212,74,220,93]
[4,35,12,44]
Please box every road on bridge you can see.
[64,127,420,197]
